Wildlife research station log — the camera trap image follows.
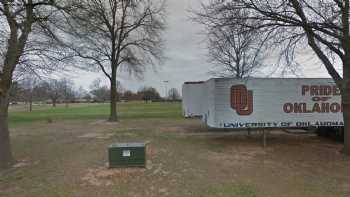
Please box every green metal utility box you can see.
[108,142,146,168]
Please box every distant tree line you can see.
[9,77,87,109]
[9,78,180,110]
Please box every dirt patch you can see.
[13,159,37,168]
[159,126,188,133]
[147,147,158,157]
[158,123,207,134]
[90,120,119,125]
[80,167,146,187]
[114,132,138,138]
[0,186,19,194]
[78,132,114,139]
[204,146,269,166]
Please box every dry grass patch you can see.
[80,167,146,187]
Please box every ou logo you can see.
[230,85,253,115]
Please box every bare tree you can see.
[89,78,110,102]
[76,86,88,100]
[138,86,161,102]
[122,90,141,101]
[0,0,75,169]
[43,78,76,107]
[65,0,166,121]
[199,0,350,153]
[168,88,180,101]
[193,7,266,78]
[116,80,125,99]
[20,75,39,112]
[42,79,62,107]
[61,78,75,108]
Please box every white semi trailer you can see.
[182,78,344,140]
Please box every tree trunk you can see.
[109,70,118,122]
[342,56,350,154]
[65,98,69,109]
[29,92,33,112]
[52,99,57,107]
[0,94,14,169]
[343,100,350,154]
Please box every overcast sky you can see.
[65,0,339,97]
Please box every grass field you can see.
[9,102,182,126]
[1,102,350,197]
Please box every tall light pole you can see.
[163,80,169,100]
